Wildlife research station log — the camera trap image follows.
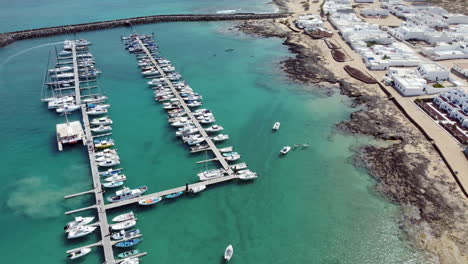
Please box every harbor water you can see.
[0,22,428,263]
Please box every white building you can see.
[388,68,428,96]
[421,42,468,60]
[359,42,422,70]
[434,88,468,127]
[417,63,449,81]
[452,63,468,78]
[296,15,324,30]
[388,23,453,44]
[323,1,353,14]
[361,8,390,17]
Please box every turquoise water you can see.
[0,22,428,263]
[0,0,277,32]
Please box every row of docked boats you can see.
[109,212,143,264]
[123,34,258,185]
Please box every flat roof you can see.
[56,121,84,138]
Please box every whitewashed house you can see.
[361,8,390,17]
[450,110,468,128]
[421,42,468,60]
[417,63,449,81]
[388,68,427,96]
[452,63,468,78]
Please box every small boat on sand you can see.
[280,146,291,155]
[138,197,163,206]
[224,244,233,261]
[273,122,280,131]
[112,212,134,222]
[67,247,91,260]
[115,238,143,248]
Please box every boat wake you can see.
[216,9,239,14]
[0,41,64,67]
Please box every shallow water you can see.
[0,22,428,263]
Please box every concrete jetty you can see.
[0,13,289,47]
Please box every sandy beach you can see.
[237,0,468,263]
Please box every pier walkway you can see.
[64,44,115,263]
[105,174,238,210]
[135,37,232,173]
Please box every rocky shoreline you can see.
[236,4,468,264]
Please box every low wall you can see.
[0,13,289,47]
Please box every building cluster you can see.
[433,88,468,128]
[295,15,324,31]
[386,62,456,96]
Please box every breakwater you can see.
[0,13,289,47]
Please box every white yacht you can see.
[190,185,206,194]
[197,169,226,181]
[104,174,126,182]
[67,226,97,239]
[212,134,229,142]
[82,95,108,104]
[49,66,73,73]
[238,170,258,180]
[108,186,148,203]
[111,219,137,231]
[91,125,112,133]
[86,107,108,115]
[67,248,91,260]
[64,216,95,232]
[91,116,113,126]
[112,212,135,222]
[98,158,120,167]
[205,125,224,133]
[56,104,80,113]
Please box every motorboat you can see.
[273,122,280,131]
[99,168,122,177]
[64,216,95,231]
[95,149,117,157]
[205,125,224,133]
[91,125,112,133]
[190,185,206,194]
[230,163,247,171]
[120,257,140,264]
[96,153,119,162]
[82,95,108,104]
[94,138,115,149]
[98,158,120,167]
[112,212,135,222]
[199,116,216,124]
[224,245,233,261]
[59,50,72,57]
[190,144,209,152]
[46,79,75,87]
[280,146,291,155]
[238,170,258,180]
[138,196,163,206]
[115,238,143,248]
[184,136,205,146]
[49,66,73,73]
[219,146,233,153]
[91,116,113,126]
[224,152,240,162]
[67,248,91,260]
[104,174,126,182]
[108,186,148,203]
[164,191,184,199]
[103,181,125,188]
[56,104,80,114]
[67,225,97,239]
[161,66,175,72]
[118,249,140,259]
[155,94,174,102]
[111,229,140,240]
[212,134,229,142]
[197,169,226,181]
[142,69,159,76]
[86,107,108,115]
[187,101,202,107]
[51,72,75,79]
[176,127,199,137]
[48,97,75,109]
[111,219,137,231]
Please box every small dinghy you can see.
[118,249,140,259]
[67,247,91,260]
[111,219,137,231]
[103,181,125,188]
[164,191,184,199]
[138,197,163,206]
[115,238,143,248]
[224,244,233,262]
[273,122,280,131]
[280,146,291,155]
[112,212,135,222]
[190,185,206,194]
[238,170,258,181]
[111,229,140,240]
